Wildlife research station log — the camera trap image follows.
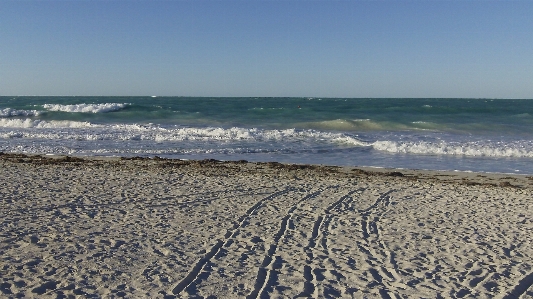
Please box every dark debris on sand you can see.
[0,152,528,189]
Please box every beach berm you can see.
[1,154,532,298]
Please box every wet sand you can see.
[1,153,533,298]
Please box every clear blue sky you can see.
[1,0,532,98]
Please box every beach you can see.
[1,154,533,298]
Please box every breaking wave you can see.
[42,103,130,113]
[1,119,532,159]
[0,118,97,129]
[372,140,533,158]
[0,120,367,145]
[0,108,40,118]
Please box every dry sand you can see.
[1,153,533,298]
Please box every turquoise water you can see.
[1,96,533,174]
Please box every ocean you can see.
[1,96,532,174]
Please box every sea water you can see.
[1,96,532,174]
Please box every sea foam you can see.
[372,140,533,158]
[0,108,40,118]
[1,120,533,159]
[42,103,129,113]
[0,121,363,144]
[0,118,97,129]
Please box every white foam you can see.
[2,121,532,160]
[0,118,97,128]
[151,127,328,142]
[0,121,369,147]
[372,140,533,158]
[42,103,129,113]
[0,131,23,138]
[0,108,40,117]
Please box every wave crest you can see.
[372,140,533,158]
[0,108,40,118]
[0,121,368,146]
[2,121,532,159]
[300,119,412,131]
[0,118,97,128]
[42,103,129,113]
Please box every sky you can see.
[1,0,532,98]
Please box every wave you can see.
[372,140,533,158]
[1,120,532,159]
[129,126,367,145]
[0,108,40,118]
[147,127,369,147]
[0,120,367,144]
[297,119,446,132]
[42,103,129,113]
[0,118,97,128]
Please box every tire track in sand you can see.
[171,188,292,296]
[246,189,324,299]
[355,189,408,297]
[297,188,366,298]
[501,271,533,299]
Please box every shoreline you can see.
[2,152,532,189]
[1,152,532,297]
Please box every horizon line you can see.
[2,95,532,100]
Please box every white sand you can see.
[1,154,532,298]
